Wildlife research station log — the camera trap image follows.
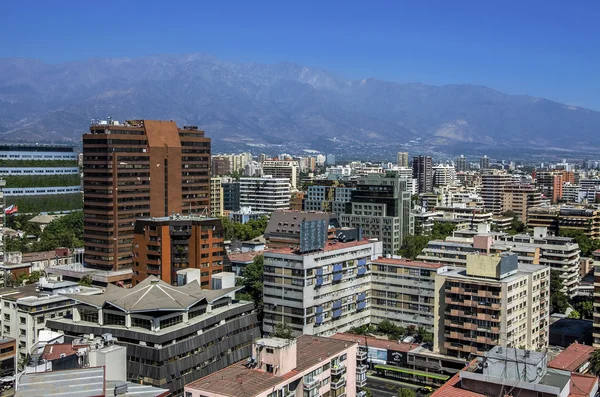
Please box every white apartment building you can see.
[238,177,291,213]
[481,170,512,215]
[433,164,457,187]
[263,239,382,337]
[262,160,299,189]
[209,177,223,217]
[0,279,102,363]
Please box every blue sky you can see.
[2,0,600,109]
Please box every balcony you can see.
[331,364,346,376]
[357,364,368,374]
[356,378,367,388]
[303,379,320,390]
[330,377,346,390]
[357,350,367,361]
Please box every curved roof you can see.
[67,276,239,313]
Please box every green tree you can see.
[78,275,93,287]
[272,322,294,339]
[398,388,416,397]
[574,299,594,319]
[567,309,581,319]
[559,228,600,257]
[550,270,569,314]
[240,255,264,321]
[360,388,374,397]
[27,271,41,284]
[589,349,600,376]
[399,221,455,259]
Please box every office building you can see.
[397,151,409,168]
[303,184,354,215]
[238,177,291,213]
[211,156,231,176]
[481,170,511,215]
[209,177,223,217]
[262,160,299,190]
[371,257,447,331]
[502,184,542,221]
[412,156,433,193]
[340,172,413,255]
[0,144,80,212]
[47,276,259,396]
[264,211,340,248]
[0,279,102,363]
[185,335,358,397]
[83,120,210,272]
[433,346,598,397]
[434,254,550,358]
[222,181,240,211]
[479,155,490,170]
[132,215,225,287]
[263,238,382,336]
[456,155,467,172]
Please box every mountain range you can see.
[0,53,599,156]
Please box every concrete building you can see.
[456,155,467,172]
[412,156,433,193]
[434,254,550,358]
[536,170,565,203]
[397,152,409,168]
[592,250,600,347]
[326,154,336,165]
[263,238,382,337]
[481,170,511,215]
[209,177,223,217]
[0,337,15,377]
[262,160,299,190]
[303,184,354,215]
[229,206,269,224]
[83,120,210,272]
[340,172,413,255]
[433,164,456,187]
[527,206,600,240]
[132,215,225,287]
[238,177,291,213]
[0,279,102,363]
[371,257,447,331]
[502,184,542,222]
[432,346,598,397]
[479,155,490,170]
[264,211,340,248]
[211,156,231,176]
[185,335,357,397]
[222,181,240,212]
[47,276,259,396]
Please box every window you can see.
[3,314,9,321]
[37,317,44,324]
[266,364,274,373]
[266,348,274,354]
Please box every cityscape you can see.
[2,2,600,397]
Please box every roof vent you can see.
[150,279,160,284]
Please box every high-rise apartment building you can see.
[397,151,409,168]
[433,164,456,187]
[210,177,223,217]
[340,172,413,254]
[83,120,210,271]
[211,156,231,176]
[132,215,225,287]
[528,206,600,240]
[481,170,511,215]
[434,253,550,358]
[535,170,564,203]
[456,155,467,172]
[263,238,381,337]
[593,250,600,347]
[412,156,433,193]
[222,181,240,211]
[303,185,354,215]
[371,258,447,331]
[502,184,542,221]
[480,155,490,170]
[262,160,299,189]
[238,177,291,213]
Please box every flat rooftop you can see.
[266,238,374,256]
[372,257,445,269]
[331,333,419,353]
[186,335,354,397]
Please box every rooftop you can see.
[41,343,87,361]
[331,333,420,352]
[265,238,374,256]
[372,257,446,269]
[548,343,595,372]
[67,276,238,313]
[186,335,354,397]
[228,251,262,263]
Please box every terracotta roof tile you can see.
[548,343,595,372]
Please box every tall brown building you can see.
[132,216,225,287]
[83,119,210,271]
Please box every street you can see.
[367,375,430,397]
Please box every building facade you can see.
[262,160,299,190]
[209,177,223,217]
[371,257,447,331]
[132,215,225,287]
[480,170,511,215]
[412,156,433,193]
[340,173,413,255]
[397,152,409,168]
[263,239,382,337]
[502,184,542,222]
[47,277,259,397]
[238,177,291,213]
[222,181,240,212]
[83,120,210,271]
[434,254,550,358]
[303,185,354,215]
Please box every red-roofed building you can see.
[549,342,596,374]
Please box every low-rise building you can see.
[434,254,550,358]
[0,337,16,377]
[548,342,596,374]
[47,276,259,396]
[263,238,382,337]
[185,335,357,397]
[371,257,447,331]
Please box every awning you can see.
[374,364,450,381]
